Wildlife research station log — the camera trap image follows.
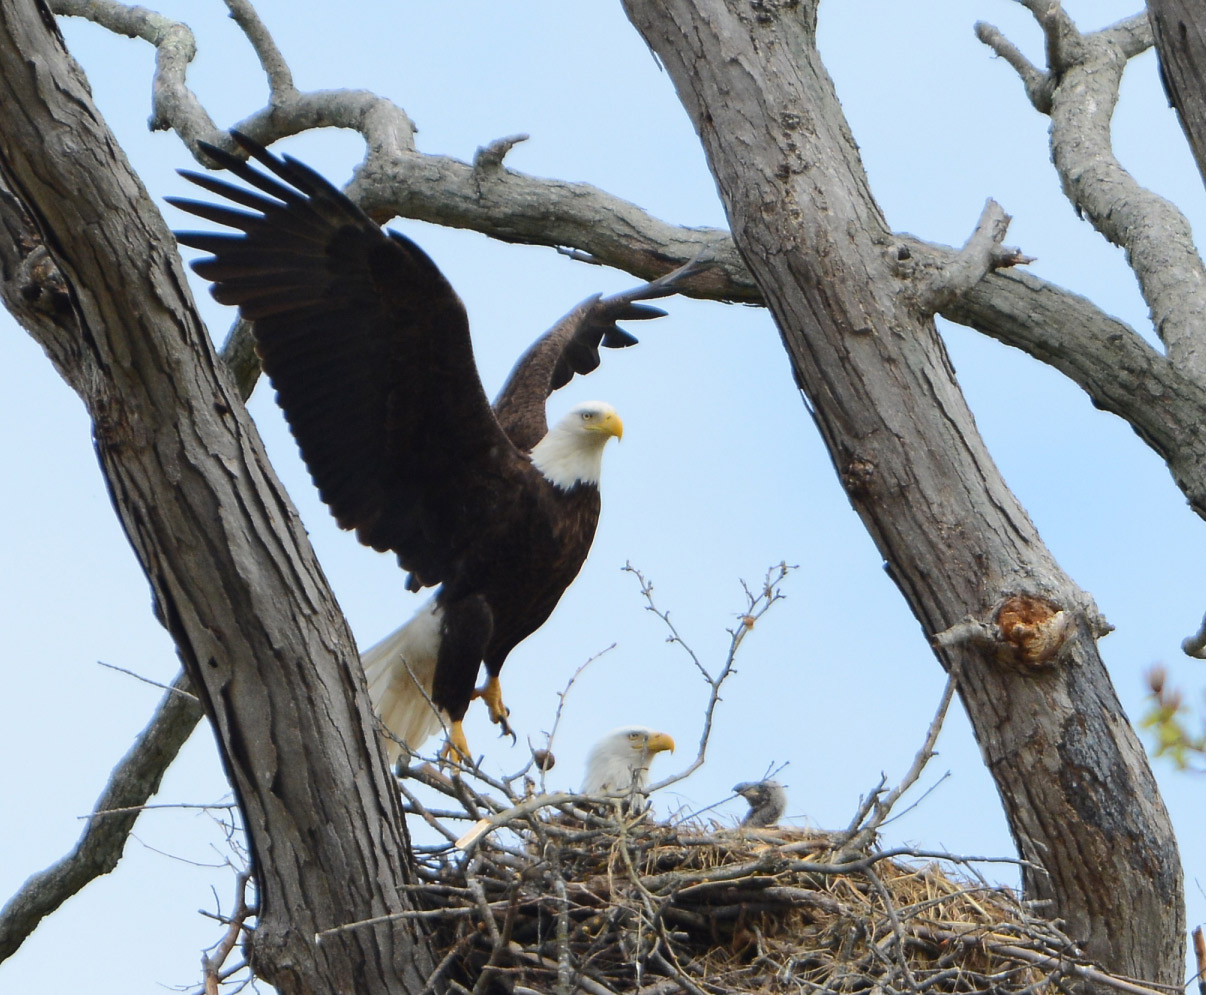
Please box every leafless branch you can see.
[538,643,618,791]
[982,3,1206,379]
[49,0,218,137]
[81,801,237,819]
[628,562,794,791]
[0,668,203,963]
[222,0,292,96]
[917,200,1030,314]
[474,134,530,171]
[841,675,957,853]
[865,866,920,994]
[97,660,200,699]
[1182,613,1206,659]
[1099,11,1156,58]
[201,871,252,995]
[974,21,1053,111]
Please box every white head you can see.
[580,725,675,796]
[530,401,623,490]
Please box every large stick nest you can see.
[398,773,1116,995]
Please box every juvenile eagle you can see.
[171,133,690,762]
[734,780,787,828]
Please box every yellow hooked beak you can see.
[597,410,623,441]
[645,731,675,755]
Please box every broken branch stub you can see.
[933,594,1078,671]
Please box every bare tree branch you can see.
[223,0,292,96]
[624,562,794,792]
[941,264,1206,519]
[916,199,1029,314]
[984,7,1206,378]
[841,676,957,854]
[50,0,219,138]
[0,670,202,962]
[974,20,1054,112]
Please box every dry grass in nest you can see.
[394,783,1128,995]
[353,570,1172,995]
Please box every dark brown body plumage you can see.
[170,133,682,744]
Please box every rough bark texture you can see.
[622,0,1183,985]
[0,3,436,992]
[1149,0,1206,192]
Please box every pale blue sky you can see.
[2,2,1204,991]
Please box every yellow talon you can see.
[472,676,514,739]
[439,720,473,767]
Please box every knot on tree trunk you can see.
[995,595,1074,669]
[933,594,1079,671]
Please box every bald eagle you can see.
[171,133,690,762]
[581,726,676,797]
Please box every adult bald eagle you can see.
[171,133,691,762]
[581,726,676,797]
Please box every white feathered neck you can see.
[581,726,675,795]
[530,401,621,491]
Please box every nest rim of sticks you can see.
[374,762,1174,995]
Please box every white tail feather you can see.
[361,598,446,762]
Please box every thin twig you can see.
[96,661,200,699]
[842,675,956,853]
[201,871,251,995]
[633,562,794,792]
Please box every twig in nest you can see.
[539,643,618,793]
[841,674,955,854]
[863,864,920,995]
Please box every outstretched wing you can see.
[170,132,528,588]
[492,260,701,452]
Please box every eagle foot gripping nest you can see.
[395,768,1157,995]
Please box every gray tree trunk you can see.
[1149,0,1206,190]
[622,0,1183,985]
[0,3,436,992]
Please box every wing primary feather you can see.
[165,197,270,231]
[609,303,668,322]
[491,273,692,451]
[174,131,522,575]
[194,141,313,211]
[176,170,288,212]
[600,327,640,349]
[173,231,252,255]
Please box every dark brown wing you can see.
[170,133,528,588]
[492,261,701,452]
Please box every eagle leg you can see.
[439,720,474,767]
[472,676,516,742]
